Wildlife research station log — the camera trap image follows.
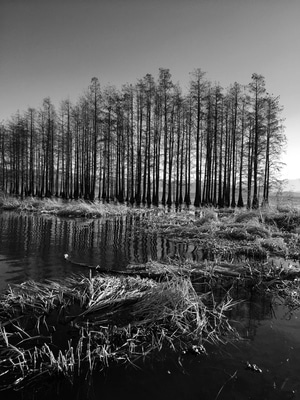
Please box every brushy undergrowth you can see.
[0,273,238,391]
[276,280,300,310]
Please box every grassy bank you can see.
[0,196,142,218]
[140,207,300,261]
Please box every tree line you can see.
[0,69,286,208]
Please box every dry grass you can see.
[139,207,300,261]
[259,237,288,256]
[234,210,261,224]
[0,272,238,391]
[0,197,21,210]
[276,281,300,309]
[0,196,147,218]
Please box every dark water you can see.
[0,212,300,400]
[0,211,186,292]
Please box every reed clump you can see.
[55,201,104,217]
[216,221,271,241]
[0,196,21,210]
[264,210,300,232]
[196,208,219,224]
[0,273,238,391]
[40,199,133,217]
[244,222,270,238]
[234,210,261,224]
[259,237,288,256]
[216,226,250,241]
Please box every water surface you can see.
[0,211,181,291]
[0,211,299,399]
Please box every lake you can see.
[0,211,299,399]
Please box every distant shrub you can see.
[55,201,101,217]
[196,208,218,225]
[234,211,260,224]
[260,237,288,255]
[235,244,268,259]
[245,223,270,239]
[0,197,21,210]
[276,204,298,213]
[216,227,249,241]
[265,211,300,232]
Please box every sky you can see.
[0,0,299,180]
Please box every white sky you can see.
[0,0,299,179]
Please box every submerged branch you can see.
[64,253,300,283]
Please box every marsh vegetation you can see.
[0,271,240,392]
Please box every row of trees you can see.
[0,69,286,208]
